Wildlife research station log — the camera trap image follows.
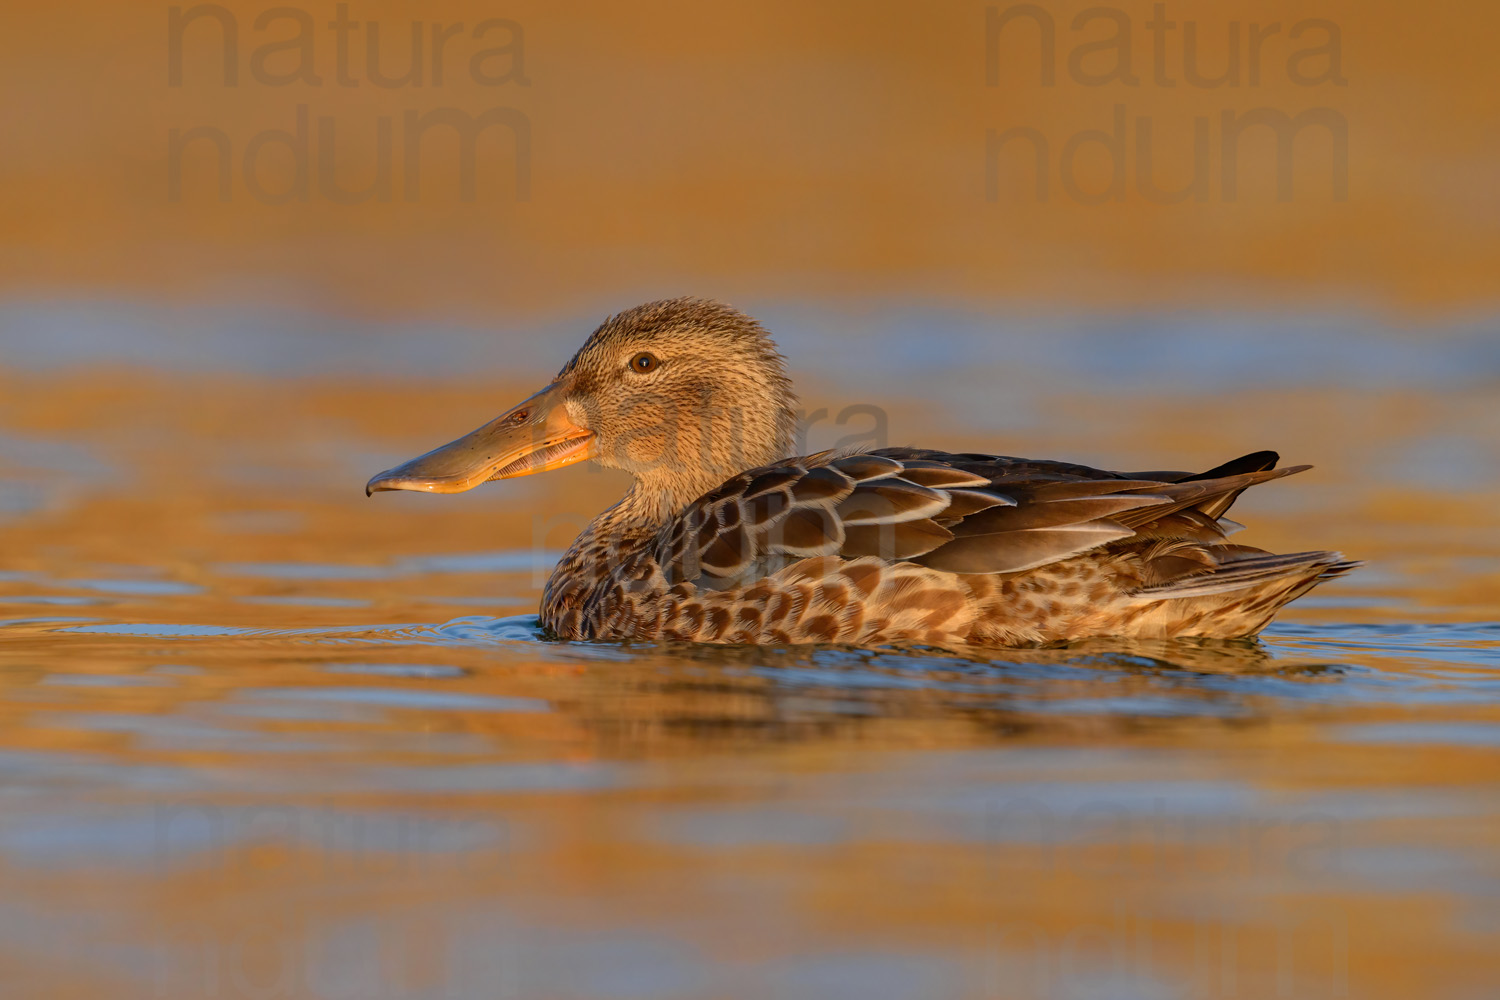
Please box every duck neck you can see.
[614,478,705,528]
[626,402,797,519]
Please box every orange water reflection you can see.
[6,0,1500,992]
[1,365,1498,999]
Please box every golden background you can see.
[3,0,1496,313]
[1,3,1498,999]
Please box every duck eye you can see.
[629,352,659,373]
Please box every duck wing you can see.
[655,449,1306,587]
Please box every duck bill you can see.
[365,381,594,496]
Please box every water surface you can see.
[1,306,1498,999]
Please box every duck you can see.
[367,297,1358,647]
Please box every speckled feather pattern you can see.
[540,447,1359,646]
[373,296,1356,646]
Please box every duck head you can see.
[366,297,798,514]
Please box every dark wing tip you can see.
[1184,450,1282,481]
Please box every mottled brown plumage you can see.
[368,297,1359,647]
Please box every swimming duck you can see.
[367,298,1357,646]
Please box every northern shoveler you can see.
[367,298,1358,646]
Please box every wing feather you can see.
[920,523,1135,575]
[655,449,1311,587]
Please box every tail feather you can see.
[1112,465,1309,529]
[1186,451,1282,520]
[1062,451,1356,639]
[1316,559,1363,582]
[1121,449,1279,487]
[1181,450,1281,482]
[1133,550,1360,600]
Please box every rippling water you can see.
[2,306,1499,999]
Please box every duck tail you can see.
[1128,549,1363,638]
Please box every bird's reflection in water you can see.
[633,631,1345,678]
[557,633,1349,750]
[1002,634,1344,675]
